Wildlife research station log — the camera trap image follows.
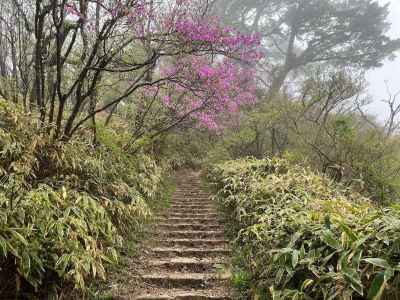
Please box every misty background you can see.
[367,0,400,119]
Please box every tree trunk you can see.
[105,103,118,126]
[269,68,290,99]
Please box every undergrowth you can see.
[0,100,167,298]
[207,158,400,300]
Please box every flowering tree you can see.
[0,0,262,141]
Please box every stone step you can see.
[152,247,230,258]
[131,172,230,300]
[156,231,225,240]
[169,202,213,207]
[138,272,230,289]
[135,288,231,300]
[155,239,228,248]
[170,205,215,209]
[169,202,217,212]
[170,200,212,204]
[166,211,216,216]
[166,213,219,218]
[164,214,218,219]
[174,188,204,190]
[172,194,209,197]
[172,196,210,200]
[173,192,209,195]
[149,257,225,272]
[157,218,222,225]
[166,209,216,214]
[159,224,224,232]
[174,191,206,193]
[172,194,210,197]
[174,189,206,192]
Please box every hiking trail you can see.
[125,170,232,299]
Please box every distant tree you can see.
[214,0,400,95]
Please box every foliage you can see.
[206,70,400,203]
[0,100,163,297]
[0,0,261,141]
[153,128,214,169]
[208,158,400,299]
[0,187,120,296]
[0,0,399,299]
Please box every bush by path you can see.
[0,100,166,298]
[207,158,400,299]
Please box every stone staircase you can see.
[134,171,231,299]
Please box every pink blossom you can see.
[198,65,215,78]
[158,55,258,130]
[162,95,172,106]
[64,0,263,130]
[65,3,85,20]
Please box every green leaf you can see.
[363,258,391,269]
[0,237,7,256]
[9,230,28,246]
[352,236,369,250]
[367,272,385,300]
[384,268,394,281]
[343,267,363,296]
[62,187,67,200]
[339,223,358,242]
[322,230,341,250]
[292,250,299,268]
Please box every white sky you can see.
[365,0,400,119]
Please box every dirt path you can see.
[130,170,232,299]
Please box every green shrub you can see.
[0,187,121,296]
[208,158,400,300]
[0,100,164,297]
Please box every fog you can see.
[366,0,400,119]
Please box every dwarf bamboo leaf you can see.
[363,258,391,269]
[367,272,386,300]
